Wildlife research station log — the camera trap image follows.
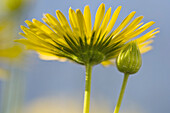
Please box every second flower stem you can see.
[114,73,130,113]
[83,63,93,113]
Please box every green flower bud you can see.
[116,41,142,74]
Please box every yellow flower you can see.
[16,3,159,66]
[0,21,23,59]
[0,0,32,12]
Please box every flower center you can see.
[77,50,105,65]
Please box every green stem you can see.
[114,73,130,113]
[83,63,93,113]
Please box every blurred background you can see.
[0,0,169,113]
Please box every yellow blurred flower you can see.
[16,3,159,66]
[0,0,32,12]
[0,14,23,80]
[5,0,24,11]
[0,21,23,59]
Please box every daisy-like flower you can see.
[16,3,159,113]
[16,3,159,66]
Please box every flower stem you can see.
[114,73,130,113]
[83,63,93,113]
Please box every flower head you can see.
[116,41,142,74]
[16,3,159,66]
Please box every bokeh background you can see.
[0,0,169,113]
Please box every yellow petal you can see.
[111,11,136,37]
[15,39,44,48]
[98,7,111,38]
[32,18,65,44]
[101,60,114,66]
[138,40,154,54]
[105,6,122,35]
[93,3,105,31]
[56,10,72,34]
[20,27,58,50]
[125,21,155,39]
[140,46,152,54]
[84,5,92,38]
[20,26,40,42]
[138,40,153,48]
[69,8,79,33]
[119,16,144,37]
[25,20,36,28]
[38,52,67,61]
[44,14,61,27]
[76,9,87,37]
[43,14,65,36]
[17,39,63,58]
[32,19,56,36]
[136,28,159,43]
[111,16,143,43]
